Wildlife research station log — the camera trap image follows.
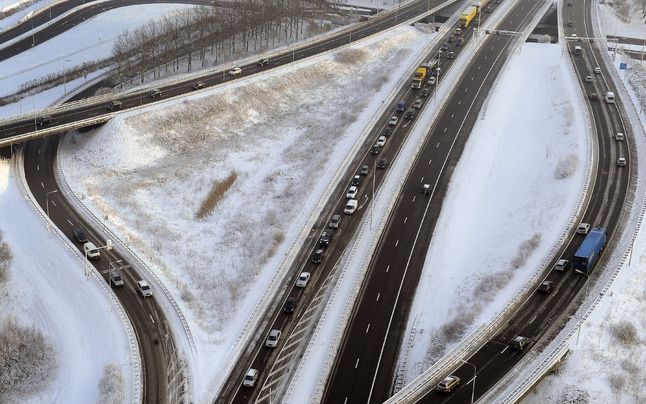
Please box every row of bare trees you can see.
[111,0,338,84]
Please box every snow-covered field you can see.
[598,2,646,39]
[0,159,132,404]
[59,24,437,401]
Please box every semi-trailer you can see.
[572,227,607,274]
[460,6,478,28]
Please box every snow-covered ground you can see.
[0,4,199,117]
[598,1,646,39]
[58,24,438,401]
[0,158,132,404]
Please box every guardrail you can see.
[12,151,142,404]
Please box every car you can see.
[589,92,599,101]
[447,36,454,43]
[360,165,370,175]
[404,108,415,120]
[256,58,270,66]
[435,375,460,393]
[351,175,361,186]
[107,100,122,111]
[382,127,392,137]
[510,335,530,350]
[377,158,388,169]
[370,145,380,155]
[265,329,281,348]
[568,20,574,27]
[447,52,455,60]
[485,6,492,13]
[109,271,124,287]
[576,222,590,235]
[413,98,423,109]
[150,89,162,98]
[136,280,153,297]
[192,81,205,90]
[420,89,430,98]
[617,157,627,167]
[319,230,333,246]
[346,186,358,199]
[36,115,53,126]
[311,249,324,264]
[456,38,464,46]
[73,228,88,243]
[585,75,593,82]
[228,67,242,76]
[538,280,554,294]
[376,136,386,147]
[344,199,358,215]
[396,100,406,112]
[441,43,449,51]
[567,0,573,5]
[594,66,601,74]
[615,132,624,141]
[296,272,311,288]
[283,297,297,313]
[243,368,258,387]
[329,214,341,229]
[455,28,462,36]
[554,259,570,271]
[388,116,398,126]
[427,77,436,87]
[84,242,100,260]
[431,67,441,77]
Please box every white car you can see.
[137,280,153,297]
[296,272,311,288]
[83,242,100,260]
[617,157,626,167]
[228,67,242,76]
[376,136,386,147]
[265,329,281,348]
[243,368,258,387]
[428,76,436,86]
[576,222,590,235]
[346,186,358,199]
[388,116,398,126]
[593,66,601,74]
[344,199,358,215]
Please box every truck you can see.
[411,66,428,89]
[572,227,607,274]
[573,45,582,55]
[460,6,478,28]
[472,0,490,8]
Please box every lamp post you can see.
[460,359,477,404]
[575,271,590,344]
[45,189,58,232]
[62,59,72,95]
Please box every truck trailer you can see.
[573,227,607,274]
[460,6,478,28]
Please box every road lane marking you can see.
[420,176,424,183]
[436,142,440,148]
[395,240,399,247]
[366,324,370,333]
[529,315,537,324]
[51,200,56,207]
[40,182,44,189]
[376,293,380,301]
[385,265,390,273]
[149,315,155,324]
[428,158,432,165]
[458,99,462,105]
[450,113,454,119]
[412,195,416,202]
[500,346,509,354]
[404,217,408,224]
[37,165,39,171]
[355,358,360,368]
[66,219,73,226]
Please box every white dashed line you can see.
[366,324,371,333]
[355,358,360,368]
[436,142,440,148]
[404,217,408,224]
[395,240,399,247]
[376,293,381,301]
[385,265,390,273]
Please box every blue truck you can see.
[572,227,607,274]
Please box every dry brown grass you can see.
[195,172,237,219]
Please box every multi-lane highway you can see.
[395,0,632,402]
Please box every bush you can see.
[609,320,639,346]
[558,385,590,403]
[510,233,541,269]
[0,317,56,402]
[555,154,578,179]
[608,374,625,391]
[99,364,123,404]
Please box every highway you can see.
[322,0,561,403]
[407,0,633,402]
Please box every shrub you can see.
[99,364,123,404]
[195,171,237,219]
[555,154,578,179]
[609,320,639,346]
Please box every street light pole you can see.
[460,359,477,404]
[45,189,58,232]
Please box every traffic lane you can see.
[23,135,171,403]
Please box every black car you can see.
[420,89,430,98]
[283,297,297,313]
[404,108,415,120]
[370,145,380,155]
[351,175,361,186]
[377,159,388,169]
[382,127,392,137]
[538,281,554,294]
[441,43,449,51]
[319,231,332,246]
[311,249,324,264]
[73,228,88,243]
[256,58,270,66]
[36,115,53,126]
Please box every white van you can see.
[344,199,358,215]
[605,91,615,104]
[83,242,100,260]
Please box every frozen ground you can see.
[0,4,199,117]
[393,42,588,383]
[59,24,437,401]
[522,5,646,404]
[598,1,646,39]
[0,159,132,404]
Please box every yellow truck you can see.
[411,66,428,88]
[460,6,478,28]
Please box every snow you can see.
[0,4,199,117]
[0,159,133,404]
[58,24,438,402]
[597,2,646,39]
